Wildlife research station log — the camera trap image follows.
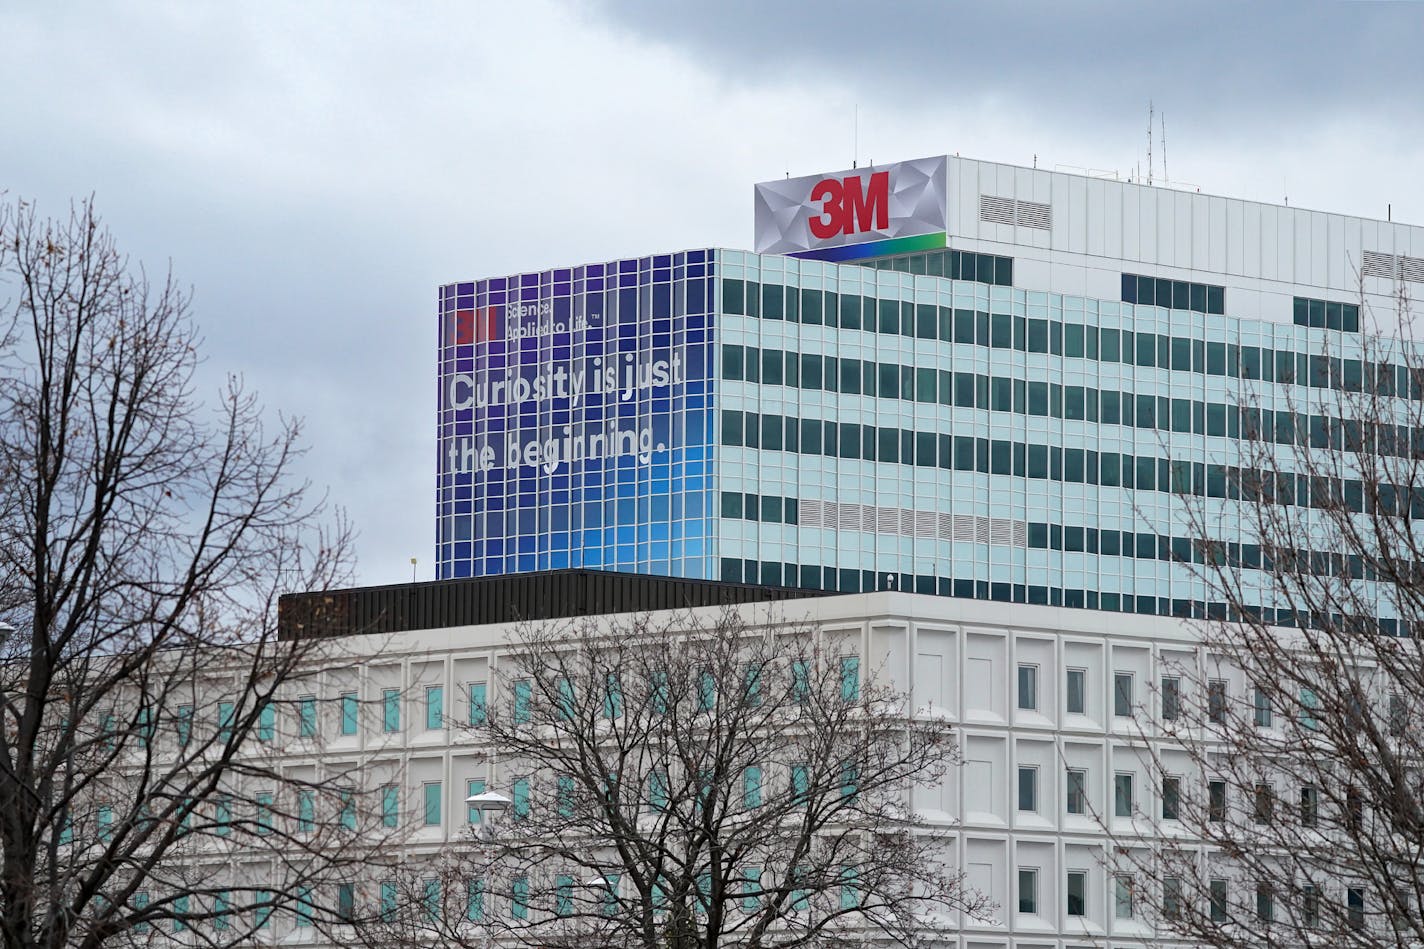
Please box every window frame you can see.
[1017,663,1039,711]
[1017,765,1038,813]
[1066,667,1087,715]
[1113,672,1134,717]
[1017,867,1038,914]
[1066,870,1087,917]
[1113,771,1134,817]
[1066,767,1088,815]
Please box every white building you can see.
[268,579,1325,949]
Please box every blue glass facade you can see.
[439,247,1398,625]
[437,251,717,581]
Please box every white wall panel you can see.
[1278,207,1296,284]
[1173,191,1192,269]
[1309,211,1328,287]
[1121,185,1139,262]
[1103,180,1123,260]
[1226,198,1245,275]
[1191,193,1209,269]
[1245,204,1263,277]
[1328,214,1347,288]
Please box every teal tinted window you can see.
[423,782,442,826]
[425,686,444,730]
[339,693,358,735]
[382,689,400,732]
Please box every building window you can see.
[1066,668,1086,714]
[1017,766,1038,812]
[1299,688,1318,730]
[1301,883,1319,927]
[1161,676,1180,721]
[380,881,397,922]
[1115,874,1134,919]
[512,777,530,820]
[463,682,486,727]
[1254,686,1272,727]
[423,781,442,827]
[1300,784,1318,826]
[1018,868,1038,914]
[217,702,234,743]
[1254,783,1274,824]
[839,656,860,702]
[1348,886,1365,931]
[426,685,444,730]
[1293,295,1359,332]
[337,883,355,923]
[1210,878,1228,922]
[512,679,532,723]
[1066,871,1087,916]
[338,787,356,831]
[741,867,762,912]
[382,689,400,732]
[1066,768,1087,815]
[1346,786,1363,833]
[1209,779,1227,822]
[1208,679,1228,724]
[466,879,485,921]
[1163,876,1183,920]
[1114,673,1133,717]
[295,886,313,928]
[1162,775,1180,820]
[1122,272,1225,315]
[298,696,317,738]
[1256,883,1274,922]
[1114,773,1134,817]
[1017,664,1038,711]
[1390,692,1406,736]
[297,790,315,833]
[339,692,358,736]
[511,877,529,920]
[256,702,275,742]
[381,784,399,828]
[466,778,487,823]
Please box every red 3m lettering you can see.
[808,170,889,240]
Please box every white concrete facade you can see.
[262,590,1273,949]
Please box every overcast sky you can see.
[4,1,1422,587]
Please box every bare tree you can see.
[1105,285,1424,946]
[0,197,368,949]
[359,607,984,949]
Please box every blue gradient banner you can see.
[436,251,716,580]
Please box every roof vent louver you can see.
[979,194,1052,230]
[1363,250,1424,283]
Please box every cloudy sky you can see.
[4,1,1422,586]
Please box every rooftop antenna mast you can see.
[1146,100,1153,186]
[1161,111,1168,184]
[853,105,858,169]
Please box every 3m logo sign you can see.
[450,307,500,345]
[809,170,889,239]
[754,155,945,256]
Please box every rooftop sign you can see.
[753,156,947,261]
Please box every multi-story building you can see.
[292,155,1424,948]
[275,571,1405,949]
[436,154,1423,630]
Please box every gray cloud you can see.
[590,0,1424,133]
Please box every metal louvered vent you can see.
[979,194,1016,226]
[979,194,1052,230]
[799,499,1027,548]
[1016,200,1052,229]
[1363,250,1424,283]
